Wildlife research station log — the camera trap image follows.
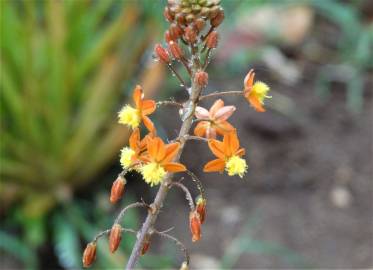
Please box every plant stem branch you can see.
[167,64,188,89]
[169,181,195,210]
[199,90,243,101]
[154,230,190,265]
[114,202,149,225]
[157,100,184,108]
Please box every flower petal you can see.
[142,115,155,132]
[206,127,217,139]
[195,106,210,119]
[215,121,235,136]
[203,159,225,172]
[133,85,143,108]
[163,142,180,163]
[147,137,166,162]
[236,148,246,157]
[214,105,236,121]
[129,128,140,150]
[141,100,156,115]
[163,162,186,172]
[248,95,265,112]
[208,139,225,159]
[244,69,255,90]
[223,130,240,156]
[209,99,224,118]
[194,121,209,137]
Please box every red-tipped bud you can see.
[141,238,151,255]
[211,8,225,27]
[110,176,126,203]
[109,224,122,253]
[206,31,219,49]
[189,211,201,242]
[175,14,186,26]
[165,30,173,43]
[82,242,96,268]
[168,41,184,59]
[164,7,174,22]
[194,71,208,88]
[169,23,183,39]
[154,43,171,63]
[184,26,197,44]
[195,18,206,32]
[196,195,207,224]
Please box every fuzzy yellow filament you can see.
[120,147,136,169]
[251,81,271,104]
[118,105,141,129]
[225,155,248,178]
[140,162,167,186]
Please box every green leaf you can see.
[53,214,81,269]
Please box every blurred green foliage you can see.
[0,0,164,268]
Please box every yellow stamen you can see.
[225,155,248,178]
[120,147,135,169]
[251,81,271,104]
[140,162,166,186]
[118,105,141,129]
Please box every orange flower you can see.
[194,99,236,139]
[203,130,248,178]
[120,128,154,170]
[139,136,186,186]
[243,69,271,112]
[118,85,156,131]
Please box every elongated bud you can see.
[211,8,224,27]
[165,30,173,43]
[82,242,96,268]
[164,7,174,22]
[169,23,183,39]
[206,31,218,49]
[109,224,122,253]
[189,211,201,242]
[195,195,207,224]
[184,26,197,44]
[180,261,189,270]
[110,176,126,203]
[168,41,184,59]
[141,236,151,255]
[175,14,186,26]
[154,44,170,63]
[194,71,208,88]
[195,18,205,31]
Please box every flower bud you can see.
[141,238,151,255]
[194,71,208,88]
[175,13,186,26]
[195,195,207,224]
[169,23,183,39]
[110,176,126,203]
[189,211,201,242]
[195,18,205,31]
[184,26,197,44]
[154,43,171,63]
[109,224,122,253]
[168,41,184,59]
[180,261,189,270]
[211,8,224,27]
[82,242,96,268]
[164,7,174,22]
[206,31,218,49]
[164,30,173,43]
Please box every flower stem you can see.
[199,90,243,101]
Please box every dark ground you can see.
[131,66,373,269]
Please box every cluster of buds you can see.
[84,1,272,268]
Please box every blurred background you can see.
[0,0,372,269]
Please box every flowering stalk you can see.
[83,1,272,269]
